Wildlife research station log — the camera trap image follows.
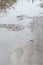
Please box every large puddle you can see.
[0,0,43,65]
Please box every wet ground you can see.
[0,0,43,65]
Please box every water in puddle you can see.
[0,0,43,65]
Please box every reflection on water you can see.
[0,0,43,14]
[0,0,16,9]
[0,0,43,23]
[0,0,16,13]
